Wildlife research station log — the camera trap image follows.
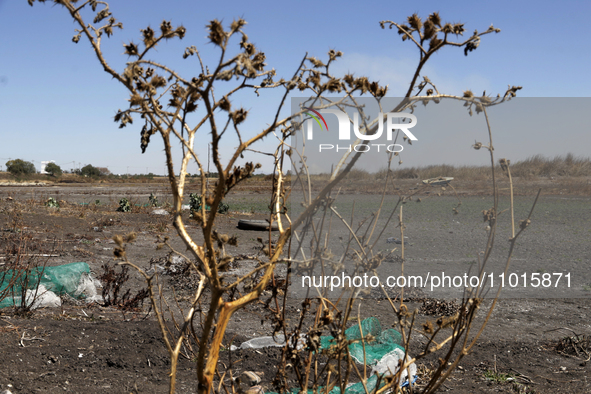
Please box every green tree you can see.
[80,164,101,177]
[5,159,36,175]
[45,162,62,177]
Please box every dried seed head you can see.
[113,235,124,247]
[125,232,137,243]
[423,321,434,334]
[407,14,422,30]
[123,42,139,57]
[499,158,511,177]
[113,247,125,259]
[428,12,442,27]
[207,19,226,46]
[219,97,231,111]
[519,219,531,230]
[463,90,474,98]
[160,20,173,36]
[423,20,436,40]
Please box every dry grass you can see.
[300,154,589,184]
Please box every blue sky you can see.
[1,0,590,174]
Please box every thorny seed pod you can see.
[519,219,531,230]
[463,90,474,98]
[93,7,111,24]
[308,57,325,68]
[242,42,255,55]
[123,42,139,57]
[436,313,458,329]
[125,232,137,243]
[150,75,167,88]
[464,37,480,56]
[140,123,156,153]
[176,26,186,39]
[113,235,124,247]
[219,97,231,111]
[407,14,422,30]
[428,12,442,27]
[320,309,334,326]
[129,94,143,107]
[207,19,226,46]
[72,33,81,44]
[343,74,355,88]
[231,108,248,125]
[482,208,495,223]
[499,158,511,177]
[423,20,436,40]
[504,85,522,99]
[453,23,465,35]
[423,321,434,334]
[113,247,125,259]
[473,142,482,150]
[160,20,173,36]
[141,26,155,47]
[230,18,246,32]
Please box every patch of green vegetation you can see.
[189,193,229,215]
[45,197,59,208]
[149,193,159,207]
[483,370,514,383]
[117,198,131,212]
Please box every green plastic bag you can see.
[0,262,90,308]
[267,318,415,394]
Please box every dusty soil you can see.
[0,179,590,393]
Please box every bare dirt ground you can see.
[0,177,590,393]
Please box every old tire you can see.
[237,219,279,231]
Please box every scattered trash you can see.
[236,318,417,392]
[371,349,417,380]
[241,371,263,386]
[386,236,409,244]
[422,177,453,186]
[75,272,103,303]
[151,208,169,216]
[25,285,61,309]
[0,262,101,308]
[230,333,306,351]
[245,386,264,394]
